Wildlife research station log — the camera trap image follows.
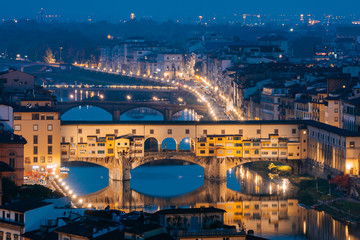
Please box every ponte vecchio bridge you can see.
[61,120,356,180]
[56,100,209,121]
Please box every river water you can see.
[61,162,360,240]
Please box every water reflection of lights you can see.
[282,179,288,193]
[345,225,349,239]
[303,221,306,235]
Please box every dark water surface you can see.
[63,162,360,240]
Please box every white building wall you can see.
[0,104,13,131]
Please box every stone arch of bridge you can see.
[144,137,160,152]
[130,156,207,171]
[161,137,178,151]
[179,137,196,152]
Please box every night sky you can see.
[1,0,359,20]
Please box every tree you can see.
[44,47,55,63]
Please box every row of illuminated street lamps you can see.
[79,66,220,121]
[54,175,92,209]
[195,75,243,120]
[64,64,236,120]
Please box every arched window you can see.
[9,152,15,169]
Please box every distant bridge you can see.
[56,100,208,121]
[44,84,180,92]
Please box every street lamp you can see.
[59,47,63,64]
[126,95,131,101]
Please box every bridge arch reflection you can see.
[80,178,290,211]
[179,137,195,151]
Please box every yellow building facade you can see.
[13,99,61,176]
[196,134,302,160]
[61,134,145,161]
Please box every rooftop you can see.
[125,223,163,234]
[55,218,119,238]
[60,120,360,137]
[0,131,27,144]
[0,200,52,213]
[13,106,59,113]
[21,230,58,240]
[0,162,14,172]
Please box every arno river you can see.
[62,162,360,240]
[57,90,360,240]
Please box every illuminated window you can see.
[14,125,21,131]
[47,124,53,131]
